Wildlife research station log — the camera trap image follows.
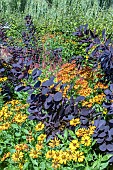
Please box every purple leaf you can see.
[42,88,49,95]
[99,142,107,151]
[107,144,113,151]
[53,92,62,102]
[34,81,41,88]
[97,138,104,144]
[98,132,106,138]
[15,85,25,92]
[110,84,113,92]
[76,96,85,102]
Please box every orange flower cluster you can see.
[74,79,88,90]
[41,33,55,43]
[94,82,108,90]
[77,66,94,80]
[78,87,93,97]
[56,61,77,83]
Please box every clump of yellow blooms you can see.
[103,108,108,114]
[69,139,80,151]
[0,77,7,82]
[36,141,43,151]
[0,100,29,131]
[0,122,10,131]
[46,149,85,169]
[81,135,92,146]
[82,93,105,107]
[28,69,32,74]
[75,126,96,137]
[12,113,28,124]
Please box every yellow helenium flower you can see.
[48,137,60,148]
[69,139,80,151]
[73,151,85,162]
[1,122,10,130]
[81,135,91,146]
[52,158,61,169]
[37,134,46,141]
[29,148,41,159]
[70,118,80,126]
[59,152,68,164]
[36,142,43,151]
[35,122,44,131]
[12,151,24,162]
[46,150,55,159]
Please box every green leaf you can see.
[30,158,38,166]
[64,129,68,140]
[22,129,29,134]
[9,149,16,153]
[15,132,21,137]
[11,124,19,129]
[100,162,109,170]
[23,162,29,170]
[39,162,46,170]
[22,136,27,139]
[102,154,113,162]
[91,160,98,168]
[68,130,76,138]
[57,134,64,140]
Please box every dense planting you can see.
[0,15,113,170]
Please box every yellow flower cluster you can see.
[74,79,88,90]
[0,100,29,130]
[36,141,43,151]
[37,134,46,141]
[77,67,93,80]
[28,69,32,74]
[0,77,7,82]
[46,149,85,169]
[29,137,44,158]
[78,87,92,97]
[0,105,13,121]
[82,93,105,107]
[0,122,10,130]
[75,126,96,137]
[12,113,28,124]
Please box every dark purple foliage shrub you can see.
[15,69,103,140]
[73,24,113,83]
